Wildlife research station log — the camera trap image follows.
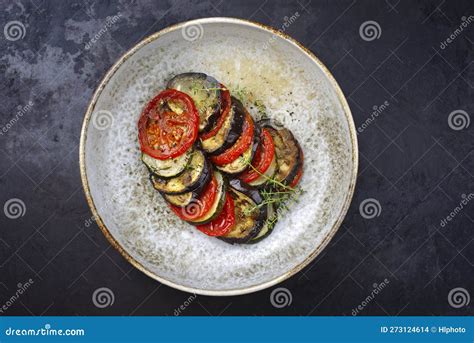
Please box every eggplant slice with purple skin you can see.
[201,96,245,155]
[167,73,222,132]
[150,149,212,195]
[263,125,302,186]
[219,179,267,244]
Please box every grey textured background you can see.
[0,0,472,316]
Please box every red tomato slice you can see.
[138,89,199,160]
[195,192,235,236]
[210,111,255,166]
[200,85,231,140]
[289,165,303,188]
[239,128,275,183]
[169,173,218,221]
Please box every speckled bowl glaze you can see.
[80,18,358,296]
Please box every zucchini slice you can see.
[164,190,197,207]
[150,150,211,195]
[247,150,278,187]
[216,142,253,175]
[201,97,244,155]
[141,149,192,179]
[266,127,302,185]
[220,180,267,244]
[184,171,227,225]
[216,124,260,175]
[167,73,222,132]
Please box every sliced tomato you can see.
[195,193,235,236]
[138,89,199,160]
[289,165,303,188]
[169,173,218,221]
[239,128,275,183]
[210,111,255,166]
[200,85,231,140]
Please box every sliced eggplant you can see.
[249,203,276,243]
[266,127,302,185]
[201,97,245,155]
[183,171,227,225]
[216,124,260,175]
[219,179,267,244]
[141,149,192,179]
[150,150,211,195]
[167,73,222,132]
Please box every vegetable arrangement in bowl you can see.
[138,73,304,244]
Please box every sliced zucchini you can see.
[163,191,195,207]
[215,124,260,175]
[184,171,227,225]
[150,150,211,195]
[267,127,302,185]
[141,149,192,179]
[249,203,276,243]
[167,73,222,132]
[220,180,267,244]
[216,142,253,175]
[248,150,278,187]
[201,97,244,155]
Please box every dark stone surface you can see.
[0,0,472,316]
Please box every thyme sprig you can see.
[242,155,303,217]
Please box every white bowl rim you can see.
[79,17,359,296]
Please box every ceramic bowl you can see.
[80,17,358,295]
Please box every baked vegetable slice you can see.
[266,127,302,185]
[195,192,235,237]
[200,97,244,155]
[214,118,260,175]
[210,110,255,166]
[169,171,226,225]
[167,73,223,132]
[138,89,199,160]
[219,179,267,244]
[239,128,277,186]
[249,203,276,243]
[150,149,211,195]
[141,148,193,179]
